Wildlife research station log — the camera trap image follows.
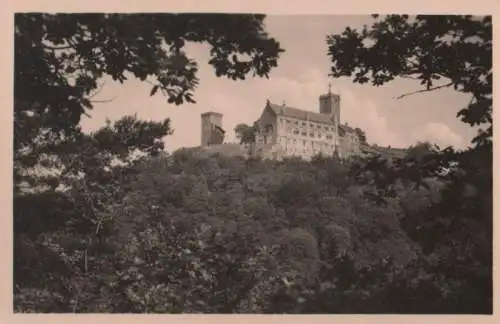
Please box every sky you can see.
[79,15,478,152]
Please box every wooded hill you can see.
[14,145,491,313]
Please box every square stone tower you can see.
[201,112,224,146]
[319,85,341,124]
[319,84,341,150]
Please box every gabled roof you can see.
[267,101,333,125]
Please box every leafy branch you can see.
[394,81,454,99]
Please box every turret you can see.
[201,112,225,146]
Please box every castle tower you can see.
[319,83,341,124]
[201,112,224,146]
[319,83,341,150]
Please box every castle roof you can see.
[201,111,223,117]
[267,102,333,125]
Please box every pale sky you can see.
[80,15,478,152]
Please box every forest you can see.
[13,14,492,313]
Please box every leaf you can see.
[150,85,159,96]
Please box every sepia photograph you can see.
[12,12,492,315]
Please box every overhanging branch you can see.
[43,44,73,50]
[394,82,454,100]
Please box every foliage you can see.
[405,141,438,160]
[14,13,284,192]
[15,151,490,313]
[13,13,287,313]
[234,122,259,144]
[327,14,492,313]
[327,14,492,146]
[354,127,367,144]
[15,114,171,194]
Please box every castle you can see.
[198,86,405,161]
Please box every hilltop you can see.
[173,141,408,162]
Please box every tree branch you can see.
[43,43,73,50]
[394,82,454,100]
[90,96,117,103]
[86,81,117,103]
[399,75,419,80]
[88,81,106,99]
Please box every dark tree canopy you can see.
[354,127,367,144]
[327,15,492,146]
[328,15,492,313]
[328,14,492,200]
[405,141,438,160]
[15,13,283,133]
[14,13,284,192]
[234,122,259,144]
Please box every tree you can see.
[14,13,284,191]
[354,127,367,143]
[14,13,285,312]
[405,141,438,161]
[327,15,491,147]
[327,15,492,313]
[15,114,172,193]
[13,116,171,312]
[234,122,259,144]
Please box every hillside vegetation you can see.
[14,146,491,313]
